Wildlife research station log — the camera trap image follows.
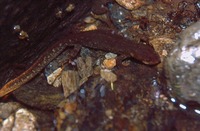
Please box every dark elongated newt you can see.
[0,30,160,97]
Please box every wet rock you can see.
[0,102,21,119]
[61,70,79,97]
[52,75,62,88]
[76,56,93,85]
[77,56,93,79]
[103,58,117,69]
[65,3,75,12]
[100,69,117,83]
[13,25,21,32]
[150,36,175,60]
[115,0,146,10]
[82,24,98,31]
[105,109,113,119]
[18,30,29,40]
[0,102,56,130]
[0,108,37,131]
[84,16,96,24]
[13,109,37,131]
[47,67,63,86]
[164,21,200,113]
[105,53,117,59]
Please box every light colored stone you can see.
[47,67,62,85]
[61,70,79,97]
[100,69,117,83]
[115,0,145,10]
[0,108,37,131]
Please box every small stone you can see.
[84,16,96,24]
[103,58,116,69]
[100,69,117,83]
[105,53,117,59]
[105,109,113,119]
[47,67,62,85]
[76,56,93,79]
[121,59,131,66]
[64,102,77,114]
[19,30,29,39]
[55,8,63,19]
[82,24,97,31]
[61,70,79,97]
[53,75,62,88]
[13,25,21,32]
[0,108,37,131]
[0,102,21,119]
[150,37,174,59]
[65,4,75,12]
[57,110,66,121]
[100,85,106,97]
[1,115,15,131]
[115,0,145,10]
[13,109,37,131]
[162,50,168,56]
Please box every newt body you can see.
[0,30,160,97]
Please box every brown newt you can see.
[0,29,160,97]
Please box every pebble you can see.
[162,50,168,56]
[64,102,77,114]
[82,24,97,31]
[103,53,117,69]
[65,4,75,12]
[121,59,131,66]
[103,58,116,69]
[84,16,96,24]
[61,70,79,97]
[115,0,145,10]
[105,109,113,119]
[150,37,174,59]
[13,25,21,32]
[0,102,21,119]
[47,67,62,85]
[52,75,62,88]
[55,8,63,19]
[100,69,117,83]
[19,30,29,40]
[0,108,37,131]
[105,53,117,59]
[76,56,93,80]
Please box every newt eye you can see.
[164,21,200,116]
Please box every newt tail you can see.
[0,42,67,97]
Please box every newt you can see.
[0,29,160,97]
[0,0,160,97]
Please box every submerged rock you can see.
[164,21,200,114]
[0,107,37,131]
